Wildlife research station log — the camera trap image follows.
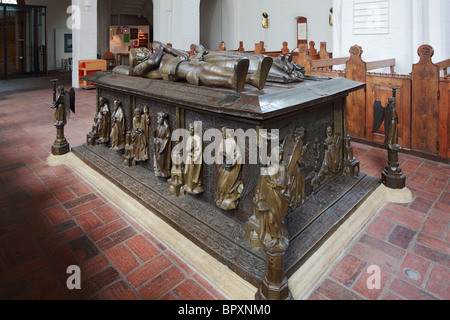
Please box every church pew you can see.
[185,41,446,159]
[437,59,450,78]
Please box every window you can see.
[0,0,19,4]
[353,0,389,35]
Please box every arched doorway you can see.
[199,0,222,50]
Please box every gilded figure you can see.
[215,127,244,211]
[97,97,111,144]
[168,148,185,196]
[131,108,149,162]
[153,112,172,178]
[287,127,309,210]
[110,100,126,151]
[254,146,291,252]
[312,126,343,191]
[183,123,204,195]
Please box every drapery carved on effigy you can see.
[112,41,308,92]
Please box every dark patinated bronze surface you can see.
[82,71,364,120]
[76,71,378,297]
[51,83,75,156]
[373,87,406,189]
[72,144,378,287]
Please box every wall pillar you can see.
[71,0,98,88]
[153,0,200,50]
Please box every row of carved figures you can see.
[248,125,353,253]
[88,98,354,218]
[89,98,244,211]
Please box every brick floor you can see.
[0,72,226,300]
[0,72,449,300]
[308,141,450,300]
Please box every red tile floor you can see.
[0,72,449,300]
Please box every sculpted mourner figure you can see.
[184,123,204,195]
[287,127,309,210]
[153,112,172,178]
[51,86,75,127]
[254,146,291,252]
[110,100,126,151]
[215,127,244,211]
[131,108,150,162]
[97,97,111,144]
[113,41,306,92]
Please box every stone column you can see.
[71,0,98,88]
[153,0,200,50]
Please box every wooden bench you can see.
[437,59,450,78]
[185,40,448,160]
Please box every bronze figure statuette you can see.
[287,127,309,211]
[153,112,172,178]
[131,107,150,163]
[97,97,111,144]
[255,145,292,300]
[183,123,204,195]
[123,132,135,167]
[311,126,343,192]
[255,145,291,253]
[215,127,244,211]
[245,131,292,300]
[343,134,360,177]
[87,112,100,146]
[373,87,406,189]
[110,100,126,151]
[50,81,75,156]
[168,148,185,197]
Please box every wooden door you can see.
[5,8,27,75]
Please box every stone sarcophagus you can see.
[76,69,379,299]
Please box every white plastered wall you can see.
[152,0,200,50]
[332,0,449,75]
[200,0,334,52]
[71,0,98,88]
